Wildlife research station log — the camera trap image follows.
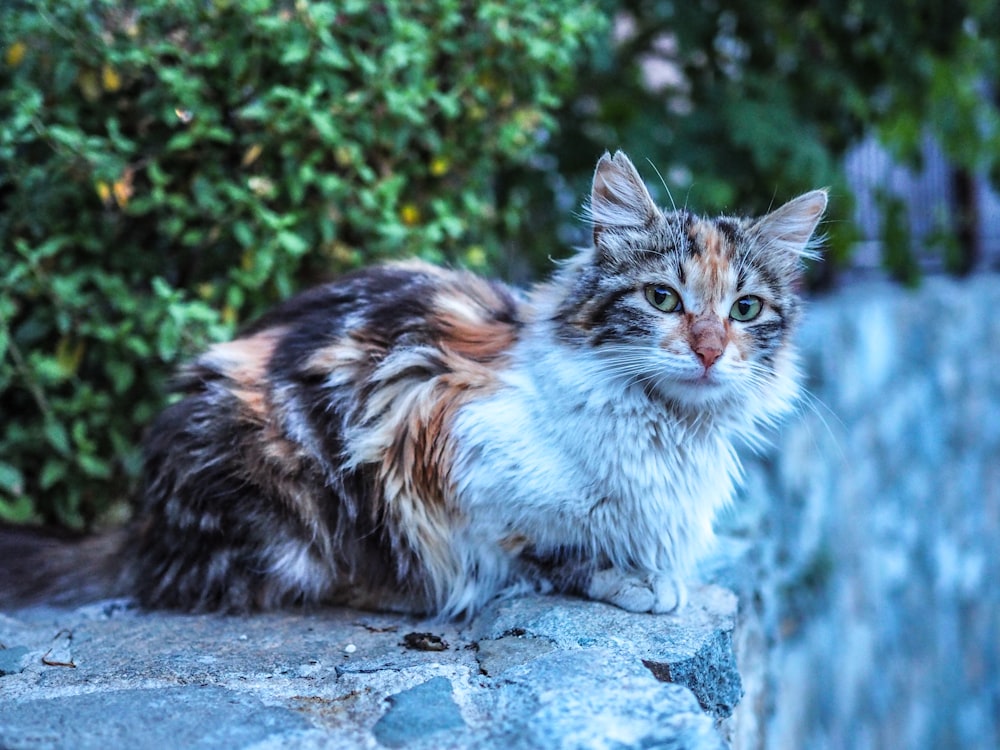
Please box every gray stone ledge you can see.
[0,585,739,749]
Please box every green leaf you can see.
[233,220,254,248]
[40,460,68,491]
[157,323,181,361]
[281,40,311,66]
[44,419,72,456]
[0,495,36,523]
[78,453,112,480]
[277,230,309,256]
[107,360,135,394]
[0,462,25,496]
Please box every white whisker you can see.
[645,158,678,215]
[795,388,848,467]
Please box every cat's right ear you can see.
[588,151,659,246]
[754,189,828,263]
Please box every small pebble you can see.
[344,643,357,654]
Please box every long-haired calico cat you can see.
[1,152,826,619]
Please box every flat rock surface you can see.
[0,586,738,749]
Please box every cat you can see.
[1,151,826,619]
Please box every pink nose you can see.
[689,316,727,370]
[695,344,722,369]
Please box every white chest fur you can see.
[451,334,741,579]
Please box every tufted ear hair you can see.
[753,189,828,262]
[587,151,659,246]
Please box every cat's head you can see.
[550,150,826,424]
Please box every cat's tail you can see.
[0,523,131,610]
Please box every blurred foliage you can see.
[4,0,1000,527]
[0,0,604,527]
[506,0,1000,284]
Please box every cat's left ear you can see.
[589,151,659,246]
[753,189,828,263]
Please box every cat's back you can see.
[233,260,523,379]
[169,261,525,412]
[134,260,526,612]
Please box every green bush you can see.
[0,0,605,527]
[514,0,1000,285]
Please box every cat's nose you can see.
[689,316,727,370]
[695,344,723,369]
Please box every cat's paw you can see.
[650,573,688,614]
[585,568,656,613]
[585,568,688,614]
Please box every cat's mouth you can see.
[657,369,730,404]
[679,369,723,387]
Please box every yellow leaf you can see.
[222,304,238,327]
[112,169,134,208]
[55,337,85,377]
[5,41,26,67]
[400,203,421,226]
[241,143,263,166]
[429,157,449,177]
[334,146,353,167]
[78,70,101,102]
[101,64,121,92]
[96,181,112,205]
[113,181,130,207]
[464,246,487,269]
[321,240,358,265]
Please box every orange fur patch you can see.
[206,327,286,386]
[231,387,268,421]
[689,222,731,292]
[499,532,530,553]
[201,328,285,421]
[431,280,520,363]
[304,338,381,376]
[260,421,305,464]
[351,279,521,608]
[375,350,511,517]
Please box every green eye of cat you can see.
[730,295,763,322]
[644,285,683,313]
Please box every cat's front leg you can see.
[585,568,687,614]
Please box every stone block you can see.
[495,648,727,750]
[0,686,313,750]
[373,676,466,748]
[474,585,742,720]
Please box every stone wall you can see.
[3,275,998,750]
[721,274,1000,749]
[1,586,742,749]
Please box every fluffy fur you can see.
[3,152,826,619]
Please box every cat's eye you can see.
[730,295,763,322]
[644,285,683,313]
